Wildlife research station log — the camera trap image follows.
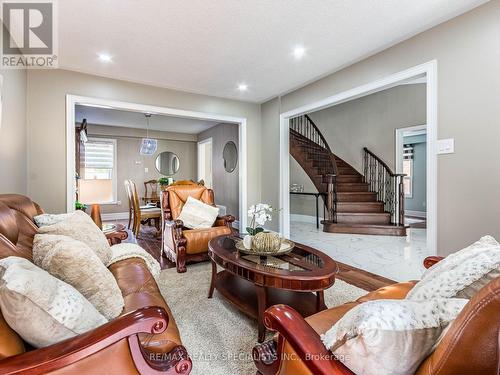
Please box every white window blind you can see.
[83,139,115,180]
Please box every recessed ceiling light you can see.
[293,46,306,59]
[237,83,248,91]
[98,53,112,63]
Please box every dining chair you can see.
[143,179,159,204]
[124,179,161,237]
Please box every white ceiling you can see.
[59,0,488,102]
[75,105,219,134]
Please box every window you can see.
[79,138,117,204]
[403,144,413,198]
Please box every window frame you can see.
[83,137,118,205]
[403,158,413,198]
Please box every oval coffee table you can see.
[208,235,338,342]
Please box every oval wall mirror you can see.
[223,141,238,173]
[155,151,180,176]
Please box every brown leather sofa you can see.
[161,181,235,273]
[0,194,192,375]
[253,256,500,375]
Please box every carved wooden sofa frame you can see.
[253,255,500,375]
[160,188,235,273]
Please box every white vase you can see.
[243,235,253,249]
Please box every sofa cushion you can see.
[0,257,107,348]
[322,298,468,375]
[33,234,124,320]
[407,236,500,301]
[183,226,232,254]
[108,258,182,353]
[0,310,25,360]
[37,210,111,264]
[177,196,219,229]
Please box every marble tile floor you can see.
[290,221,430,282]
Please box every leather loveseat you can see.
[253,256,500,375]
[0,194,192,375]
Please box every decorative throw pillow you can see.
[33,234,124,320]
[0,256,107,348]
[321,298,468,375]
[407,236,500,300]
[37,210,111,264]
[33,213,73,228]
[177,196,219,229]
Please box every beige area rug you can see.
[157,263,366,375]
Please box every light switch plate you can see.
[145,167,149,173]
[437,138,454,154]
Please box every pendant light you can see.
[140,113,157,155]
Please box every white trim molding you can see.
[280,60,438,255]
[66,95,248,232]
[405,210,427,218]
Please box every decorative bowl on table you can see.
[235,232,295,256]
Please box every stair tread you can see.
[337,212,390,216]
[323,222,406,228]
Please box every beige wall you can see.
[198,123,240,220]
[26,69,261,213]
[0,69,27,194]
[85,124,197,215]
[262,0,500,256]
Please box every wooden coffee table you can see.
[208,235,338,342]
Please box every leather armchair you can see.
[161,181,235,273]
[253,256,500,375]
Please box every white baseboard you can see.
[405,210,427,218]
[290,214,324,224]
[101,212,129,221]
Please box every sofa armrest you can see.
[214,215,235,231]
[423,256,444,269]
[257,304,354,375]
[0,307,191,375]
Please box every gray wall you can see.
[0,69,27,194]
[26,69,261,214]
[404,134,427,213]
[290,84,426,217]
[262,0,500,256]
[86,124,197,215]
[198,123,240,220]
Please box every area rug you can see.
[157,262,366,375]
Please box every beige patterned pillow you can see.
[0,257,107,348]
[407,236,500,301]
[33,234,124,320]
[322,298,468,375]
[37,210,111,264]
[177,196,219,229]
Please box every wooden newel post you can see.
[325,174,336,222]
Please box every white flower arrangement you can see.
[246,203,274,235]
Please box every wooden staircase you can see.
[290,115,407,236]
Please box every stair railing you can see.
[289,115,338,222]
[363,148,406,226]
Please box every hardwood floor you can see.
[127,223,394,291]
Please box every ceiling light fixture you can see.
[293,46,306,59]
[98,53,112,63]
[139,113,157,155]
[237,84,248,91]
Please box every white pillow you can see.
[33,213,73,228]
[33,234,124,320]
[0,257,107,348]
[407,235,500,300]
[37,210,111,264]
[177,196,219,229]
[321,298,468,375]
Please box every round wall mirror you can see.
[155,151,180,176]
[223,141,238,173]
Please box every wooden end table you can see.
[208,236,338,342]
[103,223,128,245]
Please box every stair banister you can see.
[290,115,339,222]
[363,147,406,226]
